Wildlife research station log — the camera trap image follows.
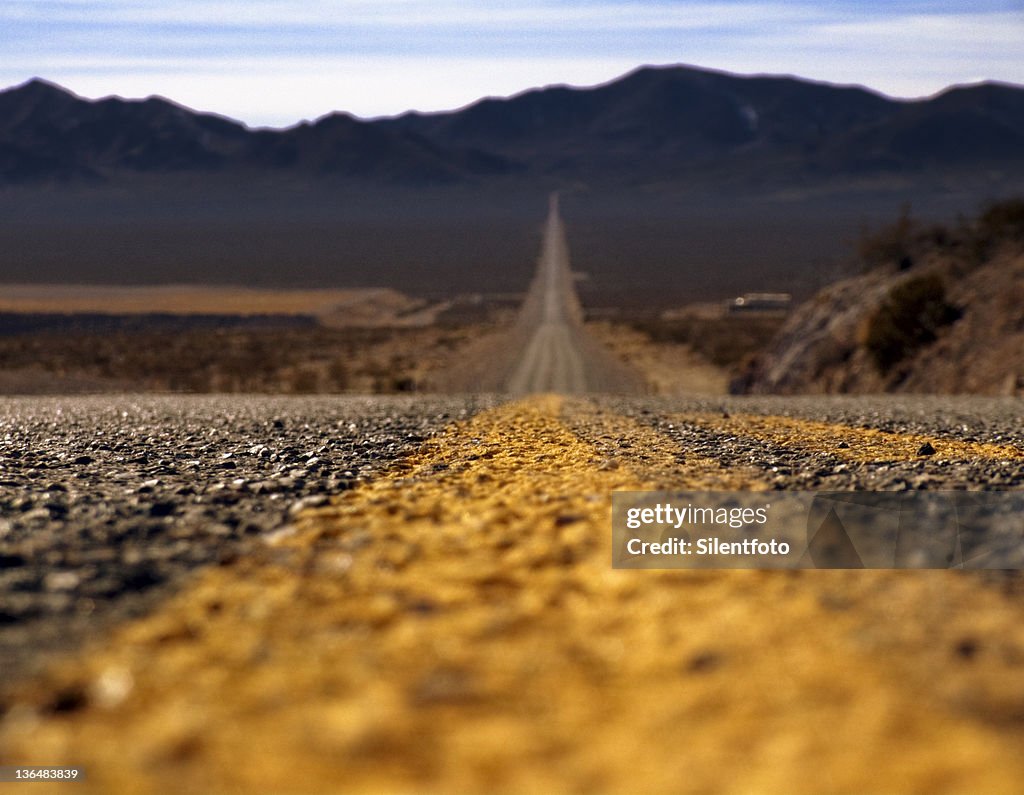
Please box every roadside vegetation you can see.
[738,197,1024,394]
[860,275,961,374]
[0,325,473,394]
[856,197,1024,374]
[859,197,1024,276]
[625,312,786,370]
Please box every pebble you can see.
[4,392,1021,684]
[0,394,495,681]
[602,395,1024,493]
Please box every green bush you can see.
[863,275,961,374]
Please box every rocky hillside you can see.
[736,199,1024,395]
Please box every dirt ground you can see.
[0,285,426,325]
[0,306,725,397]
[587,320,729,395]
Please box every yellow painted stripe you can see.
[684,411,1024,462]
[3,397,1024,794]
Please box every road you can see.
[0,395,497,682]
[3,393,1024,793]
[505,193,589,393]
[448,192,642,394]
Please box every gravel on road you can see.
[597,394,1024,492]
[3,393,1021,684]
[0,394,497,680]
[5,394,1024,795]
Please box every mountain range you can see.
[2,64,1023,303]
[3,64,1024,189]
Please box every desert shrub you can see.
[977,197,1024,245]
[862,275,961,374]
[0,323,454,394]
[857,205,980,273]
[287,366,321,394]
[858,204,915,271]
[326,359,349,390]
[955,197,1024,266]
[630,314,786,368]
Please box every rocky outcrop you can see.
[737,206,1024,395]
[736,268,896,394]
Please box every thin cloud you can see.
[4,1,815,29]
[815,11,1024,46]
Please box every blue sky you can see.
[2,0,1022,127]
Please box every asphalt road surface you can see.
[503,193,642,394]
[3,392,1024,793]
[505,193,587,393]
[0,395,498,679]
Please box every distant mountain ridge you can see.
[2,65,1024,188]
[0,78,515,185]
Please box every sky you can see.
[2,0,1023,128]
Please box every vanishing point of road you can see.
[2,200,1024,794]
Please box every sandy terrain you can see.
[587,320,729,395]
[0,284,450,327]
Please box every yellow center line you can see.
[2,397,1024,794]
[682,411,1024,462]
